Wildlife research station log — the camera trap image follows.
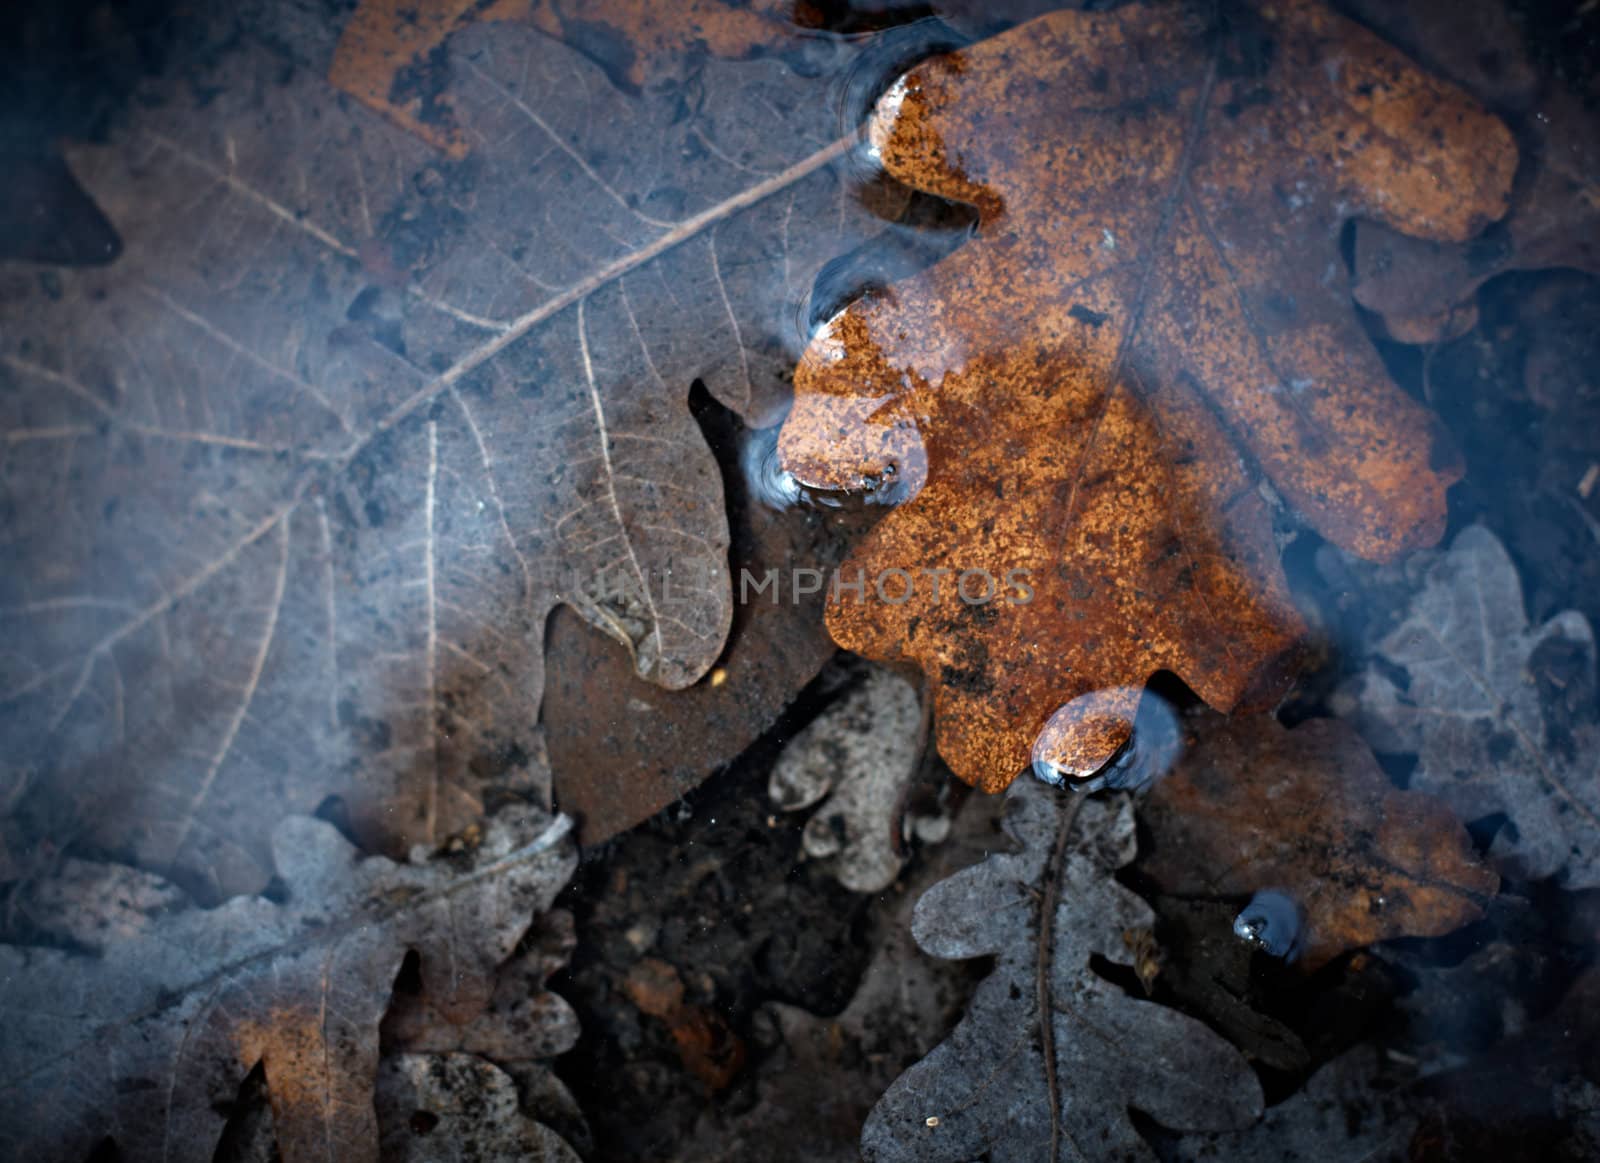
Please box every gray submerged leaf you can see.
[1335,525,1600,886]
[861,780,1263,1163]
[0,803,578,1163]
[1167,1046,1415,1163]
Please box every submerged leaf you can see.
[1353,87,1600,342]
[0,803,576,1163]
[779,0,1512,792]
[1139,711,1498,970]
[1335,525,1600,887]
[769,664,931,893]
[331,0,798,152]
[376,1052,581,1162]
[1167,1046,1418,1163]
[862,783,1262,1162]
[0,4,902,893]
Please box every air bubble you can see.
[1232,889,1304,961]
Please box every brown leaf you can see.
[0,4,903,894]
[778,1,1509,791]
[0,803,577,1163]
[546,428,879,844]
[1139,711,1498,971]
[1334,0,1539,111]
[383,910,581,1067]
[1353,87,1600,342]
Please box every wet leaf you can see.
[779,1,1508,792]
[0,802,577,1163]
[1139,711,1498,970]
[547,431,878,845]
[376,1052,582,1162]
[1354,88,1600,342]
[1166,1045,1419,1163]
[0,4,903,894]
[1334,525,1600,887]
[331,0,797,153]
[769,664,935,893]
[381,906,591,1153]
[861,782,1263,1162]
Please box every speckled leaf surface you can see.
[1335,525,1600,887]
[375,1053,582,1162]
[0,3,900,896]
[779,0,1514,792]
[769,664,927,893]
[861,783,1262,1163]
[0,802,577,1163]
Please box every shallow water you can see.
[1,1,1597,1160]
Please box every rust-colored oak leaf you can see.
[1140,711,1498,970]
[779,0,1513,791]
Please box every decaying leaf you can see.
[623,955,748,1093]
[376,1052,581,1162]
[381,907,591,1152]
[676,792,1004,1163]
[1353,87,1600,342]
[0,802,576,1163]
[331,0,796,154]
[0,3,906,894]
[779,0,1509,792]
[1334,525,1600,887]
[769,664,937,893]
[862,782,1263,1162]
[547,431,879,845]
[1166,1045,1419,1163]
[1139,711,1498,970]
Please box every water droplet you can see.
[830,19,971,182]
[1233,889,1304,961]
[740,425,806,511]
[1030,688,1182,793]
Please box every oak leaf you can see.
[376,1053,582,1162]
[862,783,1263,1162]
[768,663,932,893]
[0,4,901,894]
[1167,1045,1419,1163]
[1334,525,1600,887]
[331,0,797,154]
[0,803,577,1163]
[779,0,1513,792]
[1353,87,1600,342]
[1138,710,1498,970]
